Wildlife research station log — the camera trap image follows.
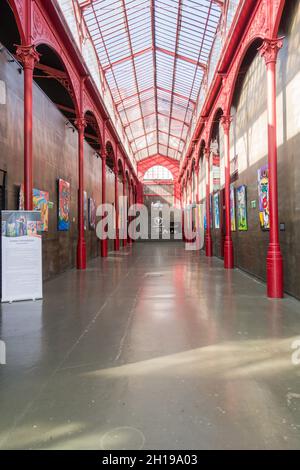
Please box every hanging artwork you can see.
[230,184,236,232]
[213,193,220,229]
[257,165,269,230]
[236,185,248,231]
[33,188,49,232]
[88,197,96,230]
[84,191,88,230]
[58,178,70,231]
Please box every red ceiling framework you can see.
[76,0,223,162]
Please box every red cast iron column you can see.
[122,175,127,247]
[205,147,213,257]
[75,117,87,269]
[259,38,284,298]
[128,183,132,245]
[101,153,108,257]
[16,45,39,210]
[114,168,120,251]
[221,115,234,269]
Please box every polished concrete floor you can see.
[0,242,300,450]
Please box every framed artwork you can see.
[84,191,88,230]
[88,197,96,230]
[213,193,220,229]
[58,178,70,231]
[230,184,236,232]
[257,165,269,230]
[33,188,49,232]
[236,185,248,231]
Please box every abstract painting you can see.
[88,197,96,230]
[58,178,70,231]
[257,165,269,230]
[33,188,49,232]
[236,185,248,231]
[230,184,236,232]
[213,193,220,229]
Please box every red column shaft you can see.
[24,65,33,210]
[122,179,127,247]
[16,45,39,210]
[259,38,284,298]
[76,119,86,269]
[114,171,120,251]
[221,116,234,269]
[205,149,213,257]
[128,185,132,245]
[101,155,108,257]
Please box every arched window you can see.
[143,166,173,181]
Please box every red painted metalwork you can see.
[259,37,284,298]
[101,153,108,257]
[205,147,212,257]
[75,115,87,269]
[220,115,234,269]
[16,44,40,210]
[114,143,120,251]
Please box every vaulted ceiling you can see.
[78,0,223,161]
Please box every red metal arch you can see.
[7,0,26,44]
[137,155,179,180]
[84,109,103,151]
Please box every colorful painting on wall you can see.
[33,188,49,232]
[84,191,88,230]
[230,184,236,232]
[88,197,96,230]
[213,193,220,229]
[236,185,248,231]
[58,178,70,231]
[257,165,269,230]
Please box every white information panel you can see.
[1,211,43,302]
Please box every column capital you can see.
[220,115,232,133]
[101,153,107,161]
[204,147,210,160]
[74,117,87,131]
[258,37,284,65]
[16,44,40,70]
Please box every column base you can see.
[101,239,108,257]
[205,234,213,257]
[114,238,120,251]
[122,238,127,248]
[76,239,86,269]
[224,237,234,269]
[267,243,283,298]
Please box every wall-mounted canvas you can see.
[58,178,70,231]
[236,185,248,231]
[257,165,269,230]
[88,197,96,230]
[230,184,236,232]
[213,193,220,229]
[33,188,49,232]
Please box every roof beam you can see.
[151,0,159,156]
[102,46,207,72]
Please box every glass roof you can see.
[77,0,223,161]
